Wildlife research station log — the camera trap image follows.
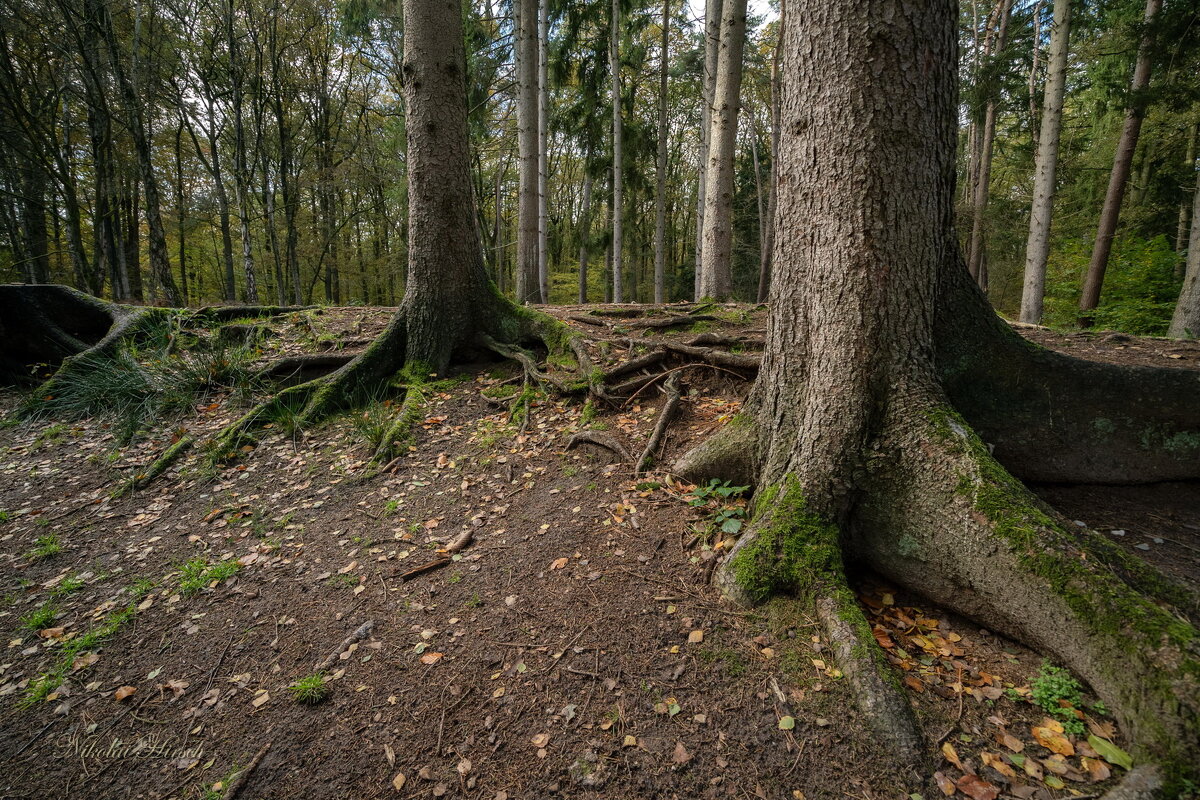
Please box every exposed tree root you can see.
[693,392,1198,790]
[635,372,682,474]
[567,430,632,462]
[111,436,195,499]
[624,314,717,330]
[187,305,315,324]
[254,354,356,383]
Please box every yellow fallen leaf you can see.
[622,735,637,748]
[392,772,406,791]
[1032,726,1075,756]
[687,630,704,644]
[942,741,963,770]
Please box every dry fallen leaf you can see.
[530,733,550,748]
[1032,726,1075,756]
[251,691,270,708]
[933,771,956,796]
[549,557,568,570]
[114,685,137,701]
[687,630,704,644]
[671,741,692,764]
[420,652,444,665]
[384,743,395,766]
[392,772,406,791]
[956,774,1000,800]
[941,741,963,771]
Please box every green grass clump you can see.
[21,603,57,631]
[288,673,329,705]
[178,558,241,595]
[26,534,62,560]
[20,604,135,706]
[50,575,84,597]
[25,343,258,443]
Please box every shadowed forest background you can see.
[1,0,1198,333]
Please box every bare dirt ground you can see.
[0,304,1193,800]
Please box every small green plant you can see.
[327,573,359,589]
[20,604,136,706]
[50,575,85,598]
[465,592,483,608]
[687,479,751,535]
[447,571,463,584]
[21,603,57,631]
[383,499,401,516]
[289,673,329,705]
[129,578,157,599]
[351,400,396,452]
[562,464,579,478]
[1031,661,1086,735]
[0,509,11,523]
[27,533,62,560]
[178,558,241,595]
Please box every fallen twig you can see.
[314,620,375,672]
[636,372,682,475]
[567,430,632,462]
[222,740,272,800]
[396,557,451,582]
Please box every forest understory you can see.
[0,302,1197,800]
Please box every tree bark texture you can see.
[653,0,670,305]
[515,0,540,304]
[610,0,624,303]
[1020,0,1070,325]
[1078,0,1162,319]
[698,0,747,302]
[1168,165,1200,338]
[694,0,723,300]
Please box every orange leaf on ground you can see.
[956,774,1000,800]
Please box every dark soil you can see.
[0,304,1192,800]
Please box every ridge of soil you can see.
[0,304,1194,800]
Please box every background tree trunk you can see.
[537,0,549,304]
[698,0,747,301]
[966,0,1011,292]
[515,0,540,304]
[1020,0,1071,325]
[610,0,623,303]
[1168,170,1200,338]
[694,0,723,300]
[1078,0,1161,321]
[653,0,669,305]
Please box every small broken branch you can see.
[314,620,375,672]
[397,557,451,582]
[221,740,272,800]
[636,372,683,475]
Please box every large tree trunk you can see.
[515,0,540,304]
[610,0,624,304]
[1176,118,1197,279]
[1020,0,1071,325]
[1168,167,1200,338]
[697,0,747,301]
[653,0,670,305]
[578,152,593,304]
[537,0,550,304]
[1078,0,1162,321]
[694,0,723,300]
[678,0,1199,785]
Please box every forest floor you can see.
[0,304,1196,800]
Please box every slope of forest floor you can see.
[0,304,1195,800]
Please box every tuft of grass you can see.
[129,578,157,599]
[288,673,329,705]
[177,558,241,595]
[21,603,57,631]
[50,575,84,598]
[0,509,11,523]
[26,534,62,560]
[350,399,396,452]
[25,343,258,443]
[20,603,136,706]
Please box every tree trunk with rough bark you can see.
[1079,0,1161,322]
[653,0,670,305]
[537,0,550,304]
[695,0,722,300]
[966,0,1011,292]
[676,0,1200,787]
[610,0,623,304]
[698,0,747,301]
[1176,118,1197,279]
[1169,169,1200,338]
[578,154,593,304]
[1020,0,1071,325]
[756,0,782,304]
[516,0,540,304]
